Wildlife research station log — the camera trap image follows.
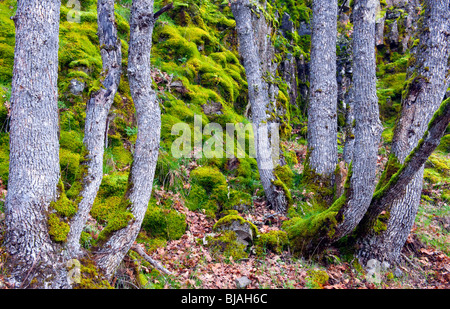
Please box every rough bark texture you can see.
[306,0,338,179]
[231,0,288,213]
[360,97,450,228]
[66,0,122,258]
[3,0,68,287]
[357,0,450,264]
[333,0,382,239]
[94,0,161,279]
[343,87,355,164]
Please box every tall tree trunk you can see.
[94,0,161,279]
[305,0,338,201]
[230,0,288,213]
[66,0,122,257]
[343,87,355,165]
[4,0,66,287]
[285,0,381,255]
[333,0,382,239]
[357,0,450,264]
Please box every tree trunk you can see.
[66,0,122,258]
[305,0,338,197]
[94,0,161,279]
[343,87,355,165]
[357,0,450,264]
[333,0,382,239]
[230,0,288,213]
[3,0,69,288]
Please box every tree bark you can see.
[94,0,161,279]
[333,0,382,239]
[343,87,355,165]
[357,0,450,264]
[306,0,338,187]
[230,0,288,213]
[66,0,122,258]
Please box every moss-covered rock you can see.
[213,214,258,246]
[204,231,248,261]
[186,166,228,216]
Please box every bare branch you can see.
[153,3,173,20]
[131,244,174,276]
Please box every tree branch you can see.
[359,97,450,234]
[153,3,173,20]
[131,244,174,276]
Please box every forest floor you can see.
[117,143,450,290]
[122,191,450,290]
[0,147,449,289]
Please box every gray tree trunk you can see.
[94,0,161,279]
[230,0,288,213]
[357,0,450,264]
[66,0,122,258]
[333,0,382,239]
[306,0,338,184]
[343,87,355,165]
[3,0,69,288]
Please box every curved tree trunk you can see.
[357,0,450,264]
[343,87,355,165]
[305,0,338,200]
[94,0,161,279]
[230,0,288,213]
[66,0,122,258]
[3,0,67,287]
[333,0,382,239]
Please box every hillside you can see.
[0,0,449,289]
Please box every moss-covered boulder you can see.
[213,214,258,246]
[186,166,228,217]
[204,231,248,261]
[141,204,187,241]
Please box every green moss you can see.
[190,165,227,191]
[305,269,329,289]
[0,133,9,185]
[373,211,390,235]
[96,198,134,243]
[204,230,248,261]
[141,203,187,240]
[274,165,294,188]
[213,214,259,238]
[375,154,402,191]
[254,230,289,256]
[60,130,84,153]
[0,2,15,83]
[437,134,450,153]
[442,189,450,202]
[110,145,133,169]
[48,213,70,243]
[50,192,78,219]
[72,258,113,289]
[90,196,122,224]
[283,163,353,254]
[224,190,253,211]
[97,173,129,198]
[60,148,81,184]
[301,150,338,208]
